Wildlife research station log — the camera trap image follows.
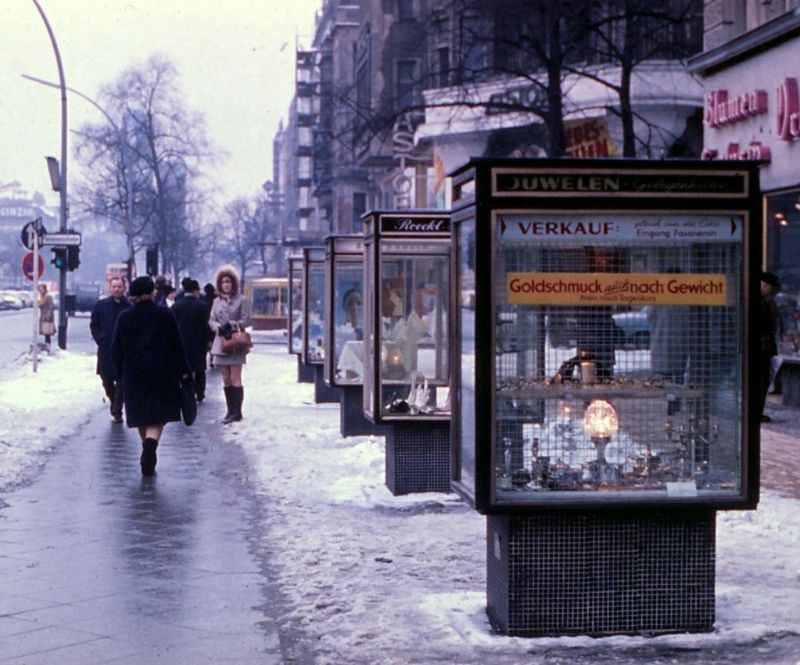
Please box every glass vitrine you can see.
[362,211,451,422]
[302,247,326,365]
[450,159,762,512]
[288,254,304,356]
[324,235,366,386]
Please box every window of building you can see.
[352,192,367,233]
[396,59,419,111]
[436,47,450,88]
[398,0,414,20]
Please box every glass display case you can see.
[362,211,451,423]
[323,235,366,386]
[451,159,762,512]
[287,254,304,356]
[302,247,326,366]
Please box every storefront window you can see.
[766,188,800,356]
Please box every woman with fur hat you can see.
[111,276,189,475]
[209,266,251,423]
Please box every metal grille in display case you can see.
[385,422,451,495]
[487,510,715,636]
[493,213,743,503]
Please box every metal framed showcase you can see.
[323,235,366,386]
[450,159,762,513]
[362,211,452,423]
[361,210,452,495]
[288,254,304,357]
[301,247,326,366]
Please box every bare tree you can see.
[75,54,215,277]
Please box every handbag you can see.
[222,329,252,354]
[41,321,56,336]
[179,375,197,426]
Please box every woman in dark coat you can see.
[111,276,188,475]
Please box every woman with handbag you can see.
[209,266,251,424]
[38,284,56,350]
[111,276,189,476]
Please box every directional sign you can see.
[22,252,45,281]
[41,231,81,247]
[20,218,46,250]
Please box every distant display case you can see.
[450,159,762,513]
[324,235,365,386]
[288,254,303,356]
[362,210,451,423]
[302,247,326,366]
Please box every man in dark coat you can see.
[90,276,130,422]
[112,276,188,475]
[757,271,780,422]
[171,278,211,402]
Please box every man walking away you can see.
[172,278,211,402]
[90,276,130,422]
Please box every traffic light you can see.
[146,244,159,276]
[51,247,67,271]
[66,245,80,271]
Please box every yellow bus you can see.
[245,277,289,330]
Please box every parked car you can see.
[0,291,25,311]
[612,306,651,349]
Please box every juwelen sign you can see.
[22,252,45,281]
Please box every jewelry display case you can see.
[288,254,313,383]
[362,210,452,494]
[323,234,387,437]
[302,247,337,402]
[449,158,762,636]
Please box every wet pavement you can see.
[761,394,800,499]
[0,371,300,664]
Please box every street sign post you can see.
[21,252,45,281]
[41,231,81,246]
[20,218,46,250]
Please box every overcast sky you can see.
[0,0,320,210]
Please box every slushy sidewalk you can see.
[0,372,300,664]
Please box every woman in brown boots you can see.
[209,266,251,424]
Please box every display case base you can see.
[486,509,715,636]
[314,364,340,404]
[339,385,388,438]
[385,421,451,495]
[297,356,315,383]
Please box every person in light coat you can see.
[209,266,250,423]
[37,283,56,350]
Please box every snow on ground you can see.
[0,346,799,663]
[0,351,103,491]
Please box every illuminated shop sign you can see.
[702,77,800,163]
[380,216,450,234]
[506,272,728,306]
[498,214,742,243]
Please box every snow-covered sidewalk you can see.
[0,347,798,663]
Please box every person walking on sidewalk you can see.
[172,278,211,402]
[90,276,130,422]
[209,266,250,424]
[112,276,189,476]
[200,282,217,368]
[37,283,56,351]
[757,271,780,423]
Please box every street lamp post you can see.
[31,0,68,349]
[22,74,136,284]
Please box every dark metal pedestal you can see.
[313,364,339,404]
[385,421,451,495]
[296,355,315,383]
[486,509,716,636]
[339,385,388,438]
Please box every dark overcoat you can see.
[171,294,210,372]
[111,300,188,427]
[90,296,131,378]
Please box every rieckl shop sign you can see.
[702,77,800,162]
